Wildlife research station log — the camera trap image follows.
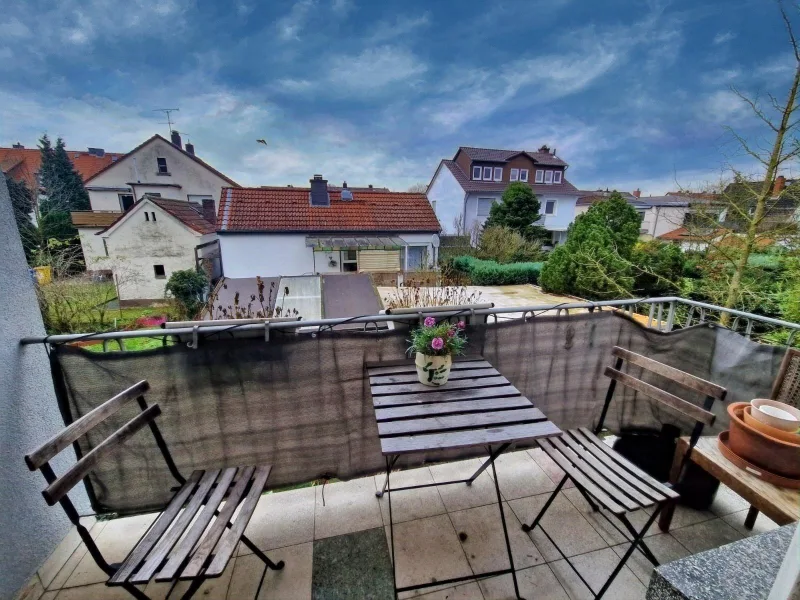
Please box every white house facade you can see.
[72,132,237,272]
[217,176,441,278]
[427,146,582,244]
[97,196,217,302]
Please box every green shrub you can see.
[477,225,545,263]
[165,269,209,319]
[451,256,543,285]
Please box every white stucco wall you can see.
[220,234,314,278]
[643,206,688,238]
[220,232,439,277]
[313,250,344,273]
[1,176,90,600]
[464,192,502,233]
[87,137,232,210]
[539,195,579,232]
[103,201,213,301]
[78,227,108,271]
[427,166,465,234]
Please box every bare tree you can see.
[407,182,428,193]
[681,2,800,324]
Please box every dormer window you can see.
[482,166,492,180]
[493,167,502,181]
[535,170,544,184]
[553,170,562,184]
[510,169,519,181]
[472,166,482,180]
[545,170,554,184]
[519,169,529,182]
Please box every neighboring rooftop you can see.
[83,134,240,188]
[0,145,124,189]
[458,145,569,167]
[70,211,122,228]
[217,183,441,233]
[98,195,216,235]
[442,159,579,194]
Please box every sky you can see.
[0,0,798,195]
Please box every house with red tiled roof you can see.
[216,175,441,278]
[72,131,237,278]
[86,194,218,303]
[0,144,124,192]
[427,145,582,244]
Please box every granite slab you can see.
[646,523,796,600]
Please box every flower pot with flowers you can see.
[409,317,467,386]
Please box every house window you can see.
[472,166,482,180]
[519,169,529,182]
[341,249,358,272]
[535,170,544,183]
[482,166,493,180]
[407,246,428,270]
[118,194,134,211]
[553,170,562,184]
[153,264,166,278]
[544,200,557,215]
[151,211,157,222]
[145,212,150,221]
[477,198,495,217]
[544,170,554,184]
[510,169,519,181]
[493,167,502,181]
[156,157,169,174]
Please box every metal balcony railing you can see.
[19,296,800,350]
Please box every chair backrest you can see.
[597,347,727,436]
[25,380,160,507]
[771,348,800,409]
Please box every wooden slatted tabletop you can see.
[367,357,562,456]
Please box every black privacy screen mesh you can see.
[51,311,784,514]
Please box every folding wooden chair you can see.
[772,347,800,409]
[24,380,284,600]
[521,347,726,599]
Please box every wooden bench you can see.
[25,381,284,600]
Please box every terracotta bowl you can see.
[727,402,800,479]
[751,398,800,432]
[742,406,800,444]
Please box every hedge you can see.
[452,256,544,285]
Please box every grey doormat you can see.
[311,527,394,600]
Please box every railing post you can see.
[647,304,655,329]
[666,301,676,332]
[656,303,664,332]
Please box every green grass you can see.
[82,336,174,353]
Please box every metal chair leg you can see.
[594,506,663,599]
[521,475,567,532]
[241,535,285,571]
[121,583,151,600]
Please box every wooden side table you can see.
[658,436,800,531]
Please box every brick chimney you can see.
[202,198,216,226]
[170,130,182,149]
[773,175,786,196]
[185,142,195,156]
[633,188,641,198]
[12,142,23,149]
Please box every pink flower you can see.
[447,327,456,337]
[423,316,436,327]
[457,321,466,330]
[431,337,444,351]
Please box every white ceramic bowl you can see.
[751,399,800,433]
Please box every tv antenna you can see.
[153,108,180,134]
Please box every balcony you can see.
[7,297,800,600]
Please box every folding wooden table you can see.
[367,357,562,600]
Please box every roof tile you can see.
[218,187,440,233]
